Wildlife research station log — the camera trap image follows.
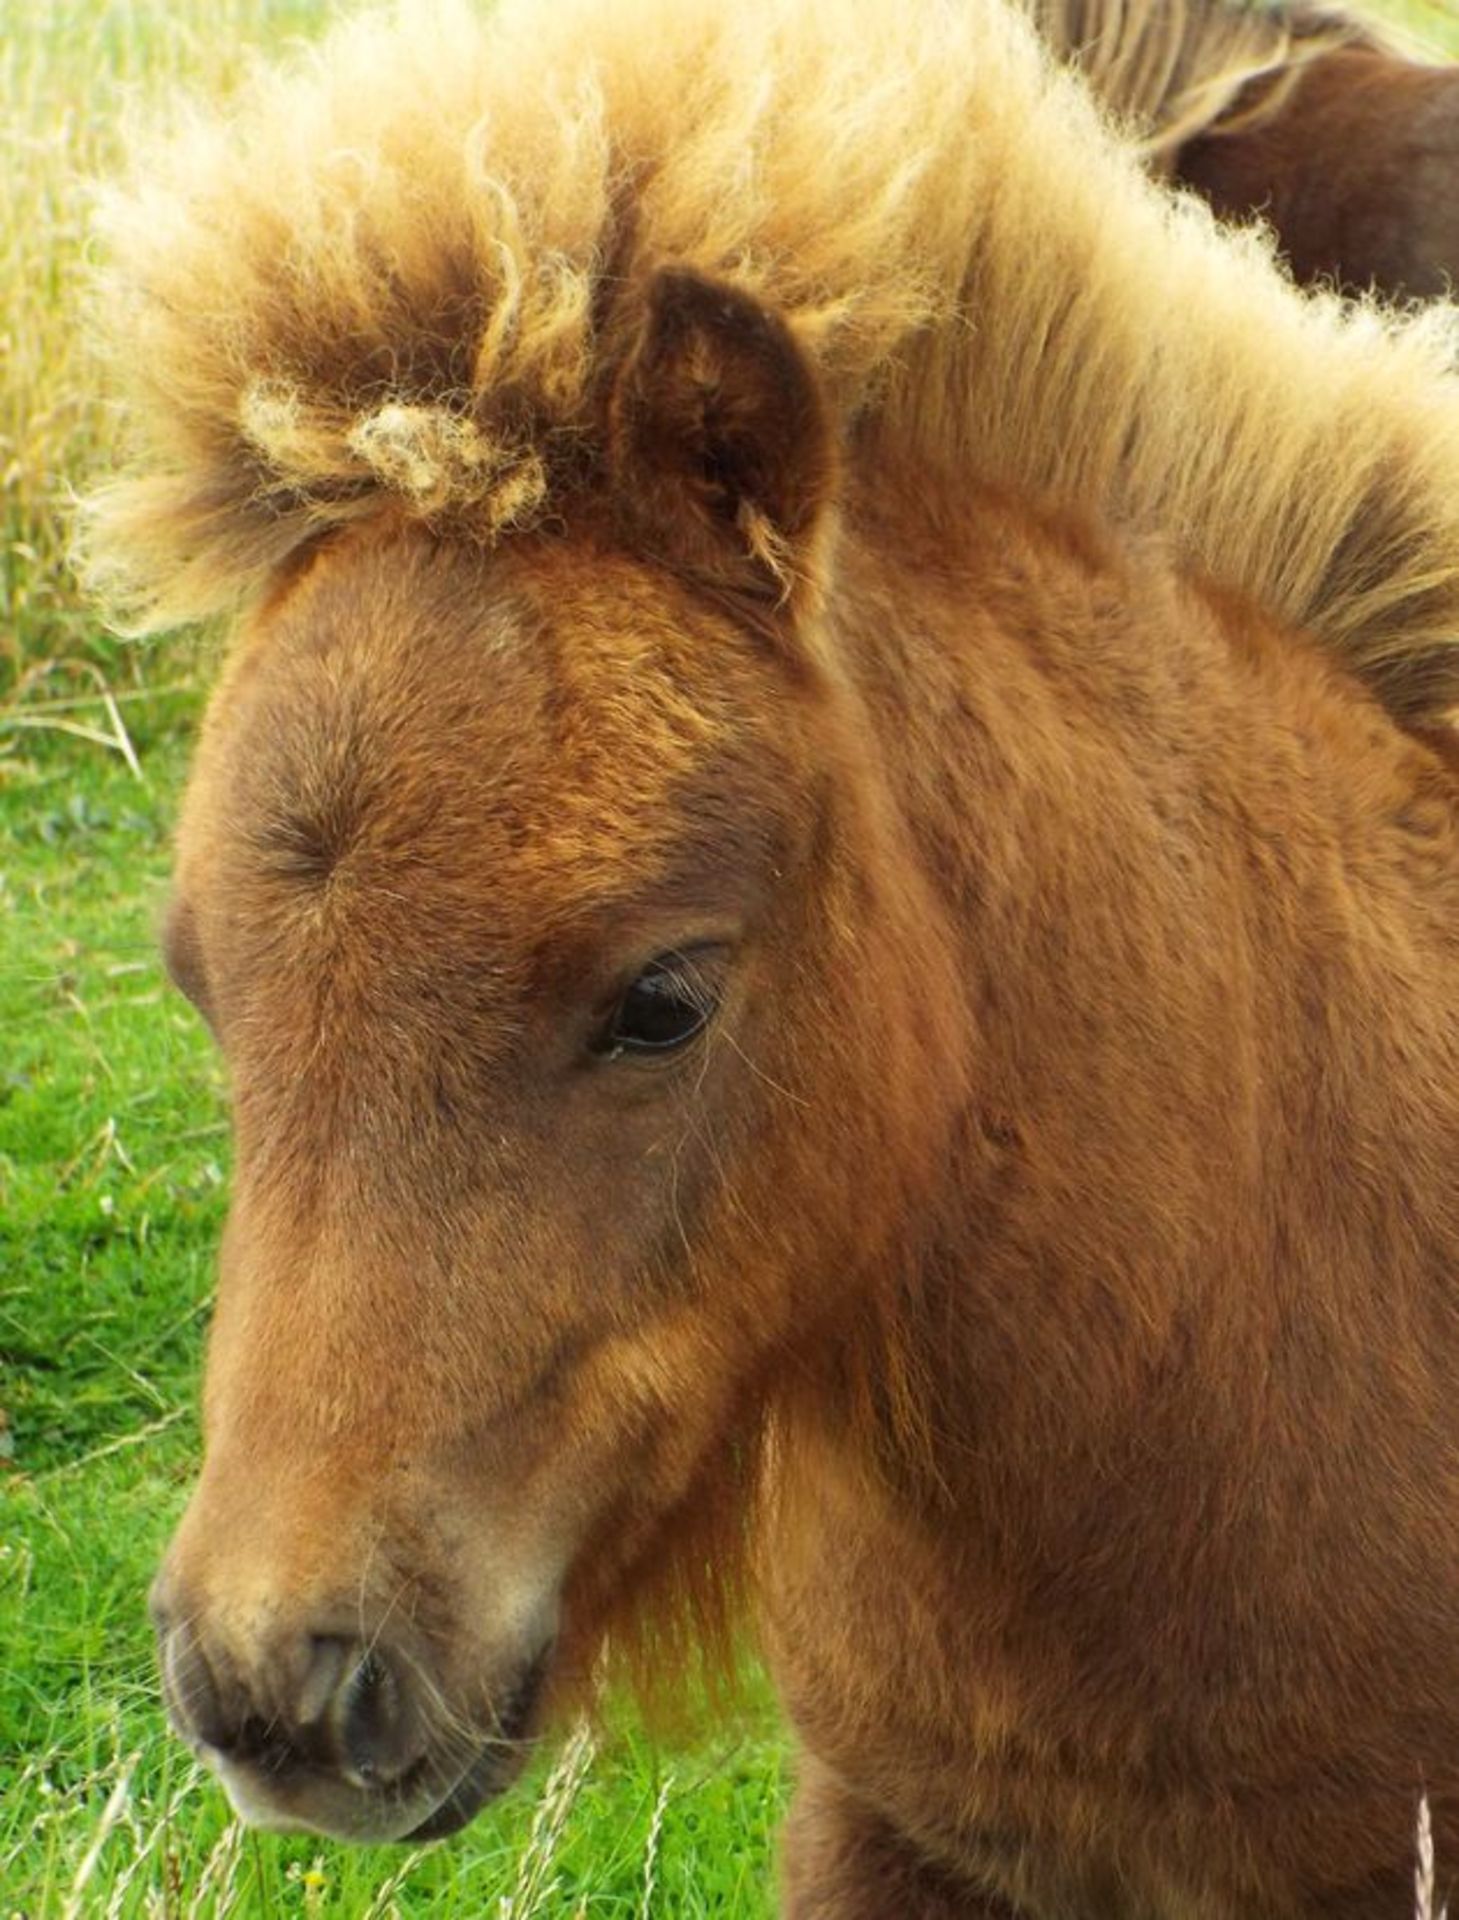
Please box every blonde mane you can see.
[80,0,1459,722]
[1029,0,1387,164]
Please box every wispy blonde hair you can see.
[79,0,1459,721]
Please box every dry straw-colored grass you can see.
[0,0,336,707]
[1415,1795,1450,1920]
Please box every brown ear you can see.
[607,267,837,618]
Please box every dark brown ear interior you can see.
[607,267,837,615]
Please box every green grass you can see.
[0,720,788,1916]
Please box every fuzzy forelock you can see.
[79,0,1459,722]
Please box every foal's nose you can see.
[155,1607,425,1789]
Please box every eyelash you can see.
[597,950,723,1058]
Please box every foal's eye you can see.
[601,951,720,1058]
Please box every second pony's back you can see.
[1035,0,1459,299]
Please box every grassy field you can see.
[4,0,1459,1913]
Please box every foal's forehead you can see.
[242,526,720,744]
[195,527,764,919]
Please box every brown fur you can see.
[1033,0,1459,301]
[83,0,1459,1909]
[1178,43,1459,300]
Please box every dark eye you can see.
[602,951,720,1057]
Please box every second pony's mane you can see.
[1029,0,1388,164]
[81,0,1459,722]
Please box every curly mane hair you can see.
[79,0,1459,723]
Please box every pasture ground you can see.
[2,0,1457,1913]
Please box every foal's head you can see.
[150,272,963,1840]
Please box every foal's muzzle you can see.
[150,1585,548,1841]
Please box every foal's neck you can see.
[815,468,1456,1507]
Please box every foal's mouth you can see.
[403,1647,552,1840]
[195,1643,554,1844]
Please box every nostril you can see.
[335,1649,416,1788]
[156,1617,427,1794]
